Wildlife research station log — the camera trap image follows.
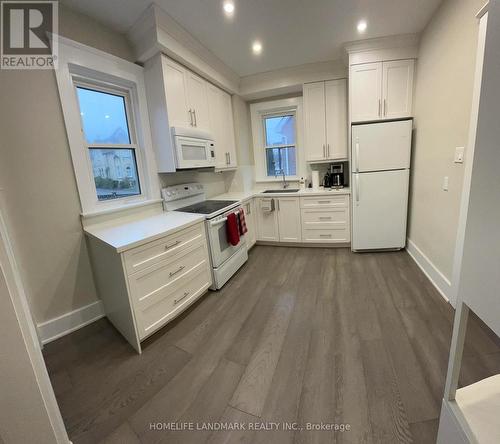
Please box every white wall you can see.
[0,5,136,326]
[408,0,484,294]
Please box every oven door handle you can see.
[209,217,228,227]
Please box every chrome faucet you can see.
[275,169,289,189]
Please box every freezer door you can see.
[352,169,409,250]
[352,120,412,173]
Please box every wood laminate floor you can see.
[43,246,500,444]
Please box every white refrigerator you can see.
[351,119,412,251]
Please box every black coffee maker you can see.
[331,163,345,188]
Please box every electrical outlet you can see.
[442,176,449,191]
[454,147,465,163]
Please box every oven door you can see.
[207,211,246,268]
[175,136,215,169]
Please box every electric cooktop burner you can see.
[175,200,238,215]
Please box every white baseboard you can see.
[37,300,105,345]
[406,239,452,303]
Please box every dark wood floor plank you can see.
[409,419,439,444]
[361,339,413,444]
[98,422,141,444]
[206,406,259,444]
[366,255,440,423]
[158,358,245,444]
[229,287,297,417]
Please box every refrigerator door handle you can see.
[355,174,360,204]
[355,139,360,173]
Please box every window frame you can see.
[262,110,298,177]
[55,36,160,216]
[73,79,144,203]
[250,97,304,183]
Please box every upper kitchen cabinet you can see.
[159,55,211,131]
[185,71,210,131]
[350,59,414,122]
[303,78,348,162]
[207,84,237,169]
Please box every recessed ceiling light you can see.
[223,1,234,16]
[357,20,367,33]
[252,41,262,55]
[105,115,110,119]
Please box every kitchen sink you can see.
[262,189,300,193]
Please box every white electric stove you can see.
[162,183,248,289]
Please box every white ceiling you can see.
[60,0,442,77]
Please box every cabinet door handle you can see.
[319,216,332,220]
[188,109,193,126]
[169,265,185,277]
[320,234,332,238]
[228,152,231,165]
[383,99,387,116]
[174,291,190,305]
[323,144,326,158]
[246,203,251,214]
[165,240,181,250]
[318,200,331,204]
[193,109,197,127]
[277,200,280,211]
[327,144,330,158]
[356,174,360,204]
[378,99,381,117]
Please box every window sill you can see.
[255,176,300,183]
[81,198,163,219]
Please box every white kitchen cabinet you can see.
[255,198,279,242]
[350,62,383,122]
[207,84,237,169]
[300,195,350,244]
[87,221,212,353]
[303,82,327,161]
[256,197,301,243]
[350,59,414,122]
[186,71,210,131]
[382,59,414,119]
[162,56,191,128]
[303,79,347,162]
[243,199,256,249]
[325,80,348,159]
[277,197,302,242]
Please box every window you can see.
[55,38,160,215]
[250,97,303,182]
[75,86,141,201]
[263,113,297,177]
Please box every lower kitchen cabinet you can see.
[300,195,350,243]
[87,221,212,353]
[255,197,280,241]
[277,197,302,242]
[255,197,302,243]
[243,199,256,249]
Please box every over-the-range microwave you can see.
[172,127,216,169]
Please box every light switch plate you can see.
[454,147,465,163]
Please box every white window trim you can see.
[250,97,304,183]
[54,36,160,216]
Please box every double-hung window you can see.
[75,84,141,201]
[263,112,297,177]
[250,97,302,182]
[55,38,159,216]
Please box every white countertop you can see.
[213,187,350,202]
[84,211,205,253]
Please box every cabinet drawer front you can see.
[129,244,208,306]
[301,208,349,224]
[302,227,350,243]
[136,266,211,339]
[124,224,204,276]
[300,195,348,209]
